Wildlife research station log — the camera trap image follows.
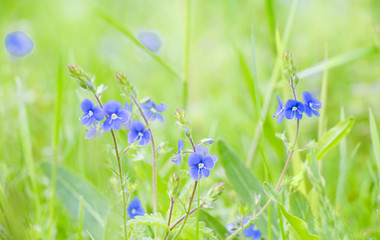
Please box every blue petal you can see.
[93,106,105,121]
[81,98,95,113]
[277,111,285,123]
[112,119,123,131]
[201,168,210,178]
[203,156,215,169]
[189,167,199,181]
[5,31,34,57]
[155,103,168,112]
[311,98,322,109]
[127,198,145,219]
[172,155,182,165]
[141,129,151,145]
[155,113,164,122]
[296,101,305,112]
[302,91,313,104]
[138,31,162,53]
[178,139,184,151]
[128,128,139,144]
[277,95,283,108]
[103,100,123,116]
[295,110,303,120]
[85,126,97,139]
[284,108,294,120]
[81,114,94,126]
[188,153,202,168]
[304,105,312,117]
[102,118,113,131]
[208,154,218,163]
[226,223,236,234]
[130,120,146,132]
[312,109,320,116]
[117,110,131,124]
[144,110,153,120]
[196,145,209,156]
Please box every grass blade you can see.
[182,0,191,109]
[318,45,329,138]
[335,108,347,208]
[93,7,180,78]
[369,108,380,180]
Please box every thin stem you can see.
[182,0,191,109]
[170,202,206,231]
[196,178,200,240]
[226,119,300,240]
[130,95,157,214]
[163,198,175,240]
[172,181,198,240]
[93,93,128,240]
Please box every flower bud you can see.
[115,72,137,97]
[175,108,192,134]
[167,172,180,199]
[67,64,94,91]
[283,51,299,88]
[204,182,225,206]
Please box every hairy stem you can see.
[93,94,128,239]
[226,119,300,240]
[172,181,198,240]
[163,198,175,240]
[169,201,206,231]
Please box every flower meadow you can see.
[1,1,380,239]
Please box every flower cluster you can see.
[79,98,167,145]
[273,91,321,123]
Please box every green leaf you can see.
[369,109,380,179]
[263,183,320,240]
[42,163,109,239]
[182,219,217,240]
[199,210,228,239]
[315,117,354,160]
[127,213,168,230]
[217,139,262,204]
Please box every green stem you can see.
[163,198,175,240]
[172,181,198,240]
[182,0,191,109]
[169,201,206,231]
[196,178,200,240]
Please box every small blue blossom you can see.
[273,95,285,123]
[172,140,184,165]
[138,31,161,53]
[127,197,145,219]
[302,91,322,117]
[226,223,237,234]
[242,218,262,239]
[128,120,151,145]
[188,146,217,181]
[141,98,168,122]
[5,31,34,57]
[80,99,104,127]
[284,99,305,120]
[85,125,103,139]
[102,100,131,131]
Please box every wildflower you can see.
[102,100,131,131]
[85,125,103,139]
[188,146,217,181]
[127,198,145,219]
[302,91,322,117]
[138,31,161,53]
[5,31,34,57]
[226,223,236,234]
[172,140,184,165]
[141,98,168,122]
[80,99,104,127]
[273,95,285,123]
[284,99,305,120]
[128,120,151,145]
[243,218,262,239]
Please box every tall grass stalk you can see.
[182,0,192,109]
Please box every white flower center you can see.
[309,102,313,108]
[132,209,136,214]
[198,163,204,169]
[138,132,144,137]
[292,106,297,111]
[88,110,93,116]
[111,113,118,120]
[151,107,157,113]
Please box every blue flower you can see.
[80,99,104,126]
[102,100,131,131]
[128,120,151,145]
[141,98,168,122]
[226,223,237,234]
[127,197,145,219]
[188,146,217,181]
[273,95,285,123]
[172,140,184,165]
[5,31,34,57]
[284,99,305,120]
[138,31,161,53]
[243,218,262,239]
[85,125,103,139]
[302,91,322,117]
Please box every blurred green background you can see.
[1,0,380,239]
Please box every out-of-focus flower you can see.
[242,218,262,239]
[102,100,131,131]
[80,99,104,126]
[302,91,322,117]
[141,98,168,122]
[284,99,305,120]
[188,146,217,181]
[5,31,34,57]
[85,125,103,139]
[127,198,145,219]
[124,102,133,127]
[128,120,151,145]
[172,139,184,165]
[273,95,285,123]
[138,31,161,53]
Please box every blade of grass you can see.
[16,77,41,224]
[182,0,191,109]
[247,0,299,166]
[93,7,180,78]
[78,196,84,240]
[298,45,377,79]
[335,108,347,208]
[369,108,380,180]
[48,59,64,238]
[266,0,276,53]
[318,44,329,138]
